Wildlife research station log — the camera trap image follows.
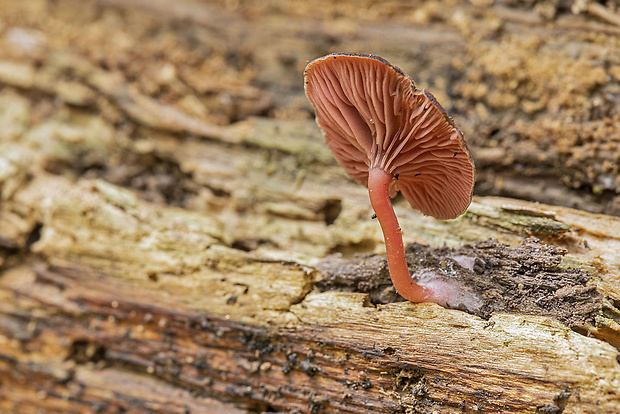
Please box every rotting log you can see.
[2,132,620,412]
[1,0,620,413]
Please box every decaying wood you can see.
[2,123,620,412]
[1,0,620,413]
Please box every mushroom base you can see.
[414,271,483,311]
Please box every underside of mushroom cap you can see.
[304,53,475,220]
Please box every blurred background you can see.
[1,0,619,216]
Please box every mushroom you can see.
[304,53,475,307]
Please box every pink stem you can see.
[367,167,431,303]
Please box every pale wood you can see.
[2,124,620,411]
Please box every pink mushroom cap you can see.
[304,53,475,220]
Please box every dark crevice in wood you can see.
[318,238,607,338]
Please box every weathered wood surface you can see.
[1,0,620,413]
[2,118,620,412]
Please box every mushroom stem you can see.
[368,168,431,303]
